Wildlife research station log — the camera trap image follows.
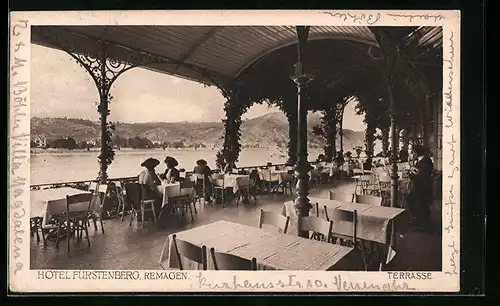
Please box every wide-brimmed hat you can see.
[196,159,208,166]
[141,158,160,169]
[164,156,179,167]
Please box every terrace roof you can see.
[31,26,443,89]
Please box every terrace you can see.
[30,25,443,272]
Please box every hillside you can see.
[31,112,365,151]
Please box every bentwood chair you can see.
[172,234,207,270]
[30,217,46,246]
[298,216,333,243]
[88,183,107,234]
[212,173,228,206]
[193,173,209,206]
[258,210,290,234]
[210,248,257,271]
[56,193,93,256]
[376,174,392,206]
[171,180,196,223]
[139,184,158,226]
[115,181,127,221]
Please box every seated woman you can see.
[138,158,163,219]
[160,156,181,183]
[193,159,213,202]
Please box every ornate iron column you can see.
[292,26,313,238]
[283,96,298,165]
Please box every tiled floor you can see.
[30,180,442,271]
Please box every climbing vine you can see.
[216,89,252,169]
[96,92,115,181]
[312,108,337,161]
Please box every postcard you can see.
[9,10,460,292]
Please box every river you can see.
[30,148,323,185]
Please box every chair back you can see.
[66,193,93,217]
[209,248,257,271]
[172,234,207,270]
[329,192,354,202]
[258,210,290,234]
[124,183,142,210]
[298,216,333,239]
[354,194,383,206]
[249,169,260,186]
[180,180,195,189]
[324,207,358,244]
[353,168,364,176]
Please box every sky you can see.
[31,44,365,131]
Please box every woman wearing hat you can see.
[138,158,163,219]
[193,159,213,203]
[160,156,181,184]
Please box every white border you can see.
[8,10,460,293]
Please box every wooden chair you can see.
[324,191,354,202]
[88,183,107,234]
[115,181,127,221]
[298,216,333,242]
[376,174,392,206]
[124,183,140,226]
[139,184,158,226]
[235,175,257,206]
[30,217,46,246]
[210,248,257,271]
[324,207,358,246]
[56,193,93,255]
[172,234,207,270]
[212,174,228,206]
[258,210,290,234]
[171,182,196,223]
[193,173,209,206]
[358,174,377,195]
[354,194,383,206]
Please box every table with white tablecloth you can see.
[281,197,405,245]
[156,182,195,208]
[281,197,406,266]
[159,220,354,271]
[31,187,93,228]
[211,174,250,193]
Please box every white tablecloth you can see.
[259,169,294,183]
[212,174,250,193]
[159,220,354,271]
[30,187,93,227]
[157,183,194,208]
[281,197,406,245]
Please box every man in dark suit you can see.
[408,145,434,232]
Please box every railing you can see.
[29,163,292,190]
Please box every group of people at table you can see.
[137,143,434,232]
[137,156,241,220]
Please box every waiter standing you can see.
[408,145,434,232]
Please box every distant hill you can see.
[30,112,365,151]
